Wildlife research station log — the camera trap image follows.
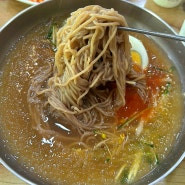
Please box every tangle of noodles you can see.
[28,5,145,140]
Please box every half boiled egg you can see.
[129,35,149,70]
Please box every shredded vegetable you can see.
[117,107,153,130]
[47,24,58,48]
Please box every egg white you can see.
[129,35,149,69]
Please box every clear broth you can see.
[0,17,184,185]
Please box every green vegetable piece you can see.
[143,142,154,148]
[117,107,152,130]
[120,169,129,184]
[144,152,159,165]
[47,26,53,40]
[163,82,171,95]
[169,66,175,73]
[47,24,58,48]
[105,158,110,163]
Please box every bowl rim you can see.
[0,0,185,185]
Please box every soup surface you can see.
[0,16,184,185]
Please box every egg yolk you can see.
[131,50,142,66]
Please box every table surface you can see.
[0,0,185,185]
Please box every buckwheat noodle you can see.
[28,5,145,144]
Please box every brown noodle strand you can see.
[28,5,145,144]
